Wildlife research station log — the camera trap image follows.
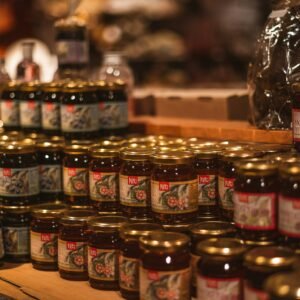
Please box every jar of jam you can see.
[119,222,163,300]
[61,82,99,141]
[120,148,154,219]
[196,238,247,300]
[2,205,31,262]
[31,202,67,270]
[89,146,122,212]
[0,81,20,131]
[58,209,96,280]
[151,151,198,224]
[0,142,40,206]
[189,221,236,298]
[139,231,191,300]
[234,160,278,241]
[244,246,297,299]
[87,216,127,290]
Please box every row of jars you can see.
[0,80,128,139]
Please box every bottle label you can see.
[88,247,118,281]
[61,103,99,132]
[20,100,41,128]
[191,253,201,288]
[3,226,30,255]
[41,102,60,130]
[151,180,198,214]
[40,164,62,193]
[89,171,118,202]
[140,267,191,300]
[0,99,19,126]
[0,230,4,259]
[218,176,235,211]
[0,167,39,196]
[63,167,88,196]
[197,275,241,300]
[293,108,300,142]
[30,231,58,262]
[119,255,139,291]
[279,195,300,237]
[234,192,276,230]
[56,40,88,64]
[269,9,287,19]
[58,239,87,272]
[198,175,217,205]
[99,102,128,129]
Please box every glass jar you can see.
[244,246,297,299]
[120,148,154,219]
[89,146,122,212]
[139,231,191,300]
[31,202,67,270]
[2,205,31,262]
[151,151,198,224]
[87,216,127,290]
[119,222,163,300]
[196,238,247,300]
[234,160,278,241]
[0,142,40,206]
[58,209,96,280]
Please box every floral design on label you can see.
[63,167,88,196]
[89,171,118,202]
[218,176,235,210]
[119,255,139,291]
[0,167,39,196]
[40,165,62,193]
[140,267,191,300]
[244,282,268,300]
[99,102,128,129]
[61,103,99,132]
[198,175,217,205]
[56,41,88,64]
[58,239,87,271]
[0,99,19,126]
[151,180,198,214]
[191,253,201,288]
[234,192,276,230]
[42,102,60,130]
[30,231,58,262]
[3,226,30,255]
[0,230,4,259]
[20,100,41,128]
[88,247,117,281]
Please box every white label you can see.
[41,102,60,130]
[0,230,4,259]
[218,176,235,210]
[40,164,62,193]
[293,109,300,142]
[119,255,139,291]
[3,226,30,255]
[99,102,128,129]
[0,99,19,126]
[244,282,268,300]
[63,167,88,196]
[56,40,88,64]
[198,174,217,205]
[269,9,287,19]
[20,100,41,128]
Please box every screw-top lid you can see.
[36,140,64,151]
[250,143,292,154]
[0,142,35,154]
[31,202,67,218]
[3,206,31,213]
[235,160,278,176]
[20,81,41,92]
[220,150,258,161]
[60,209,96,225]
[41,81,63,92]
[64,142,93,155]
[162,223,194,234]
[62,81,95,93]
[89,146,120,158]
[120,222,163,241]
[120,147,154,161]
[88,216,127,232]
[189,221,236,238]
[151,151,195,165]
[192,148,221,159]
[280,163,300,178]
[241,239,276,248]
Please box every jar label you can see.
[99,102,128,129]
[20,100,41,128]
[119,255,139,291]
[41,102,60,130]
[151,180,198,214]
[120,175,150,207]
[191,253,201,288]
[88,247,118,281]
[61,103,99,132]
[58,239,87,272]
[63,167,88,196]
[197,275,241,300]
[0,229,4,259]
[234,192,276,230]
[89,171,118,202]
[140,267,191,300]
[218,176,235,211]
[279,195,300,237]
[30,231,58,262]
[0,99,19,126]
[0,167,39,196]
[56,40,88,64]
[244,282,268,300]
[198,175,217,205]
[3,226,30,255]
[40,164,62,193]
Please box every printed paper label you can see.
[3,226,30,255]
[0,99,19,126]
[20,100,41,128]
[218,176,235,210]
[42,102,60,130]
[63,167,88,196]
[119,255,139,291]
[56,40,88,64]
[40,165,62,193]
[99,102,128,129]
[244,282,268,300]
[198,174,217,205]
[0,230,4,259]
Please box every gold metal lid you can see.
[36,140,63,151]
[0,131,24,142]
[129,216,154,223]
[189,221,236,238]
[60,209,96,225]
[106,79,127,90]
[220,150,259,161]
[188,141,220,149]
[64,143,93,155]
[20,81,41,91]
[31,202,67,218]
[120,222,163,240]
[50,136,65,143]
[241,239,276,247]
[235,160,278,176]
[3,205,31,213]
[280,164,300,178]
[192,148,221,159]
[25,133,47,141]
[0,142,35,154]
[41,81,62,92]
[162,223,193,233]
[3,81,21,90]
[151,151,195,165]
[69,205,94,210]
[62,81,95,93]
[157,145,188,152]
[88,216,127,232]
[89,146,120,158]
[97,211,124,217]
[120,147,154,161]
[250,143,292,154]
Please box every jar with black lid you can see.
[58,209,96,280]
[120,147,154,219]
[234,160,278,241]
[151,151,198,224]
[31,202,67,270]
[139,231,191,300]
[87,216,127,290]
[0,142,40,206]
[89,146,122,212]
[244,246,297,299]
[61,82,99,140]
[2,205,31,262]
[119,222,163,300]
[196,238,247,300]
